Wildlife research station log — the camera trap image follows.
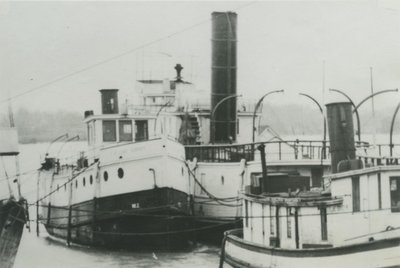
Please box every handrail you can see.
[185,139,330,148]
[185,139,333,163]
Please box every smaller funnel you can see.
[326,102,356,173]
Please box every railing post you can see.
[67,205,72,247]
[258,143,268,193]
[278,142,281,160]
[36,201,40,236]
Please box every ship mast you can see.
[7,92,22,199]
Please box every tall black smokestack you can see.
[326,102,356,173]
[210,12,237,143]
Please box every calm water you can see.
[14,231,219,268]
[9,142,220,268]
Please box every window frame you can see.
[119,120,133,142]
[102,120,117,142]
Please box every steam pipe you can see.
[329,89,361,142]
[389,102,400,157]
[252,90,284,143]
[299,93,326,159]
[149,168,157,188]
[211,94,242,143]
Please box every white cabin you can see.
[83,75,260,165]
[242,159,400,250]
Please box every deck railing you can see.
[356,143,400,167]
[185,140,331,163]
[365,143,400,157]
[358,155,400,167]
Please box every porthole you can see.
[118,168,124,179]
[104,171,108,182]
[90,175,93,185]
[83,177,86,187]
[75,180,78,188]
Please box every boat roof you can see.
[0,128,19,156]
[243,190,342,207]
[325,163,400,181]
[137,79,192,85]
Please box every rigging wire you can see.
[0,1,258,105]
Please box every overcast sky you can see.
[1,0,400,116]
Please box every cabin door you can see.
[311,167,323,187]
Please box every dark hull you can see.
[42,187,191,250]
[0,199,26,268]
[192,217,242,245]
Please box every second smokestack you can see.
[326,102,356,173]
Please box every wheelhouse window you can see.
[87,124,93,145]
[135,120,148,141]
[390,177,400,212]
[103,120,116,142]
[119,120,133,142]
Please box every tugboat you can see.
[220,102,400,268]
[38,87,192,249]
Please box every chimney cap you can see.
[211,11,237,15]
[325,101,352,107]
[99,89,119,92]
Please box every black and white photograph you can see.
[1,0,400,267]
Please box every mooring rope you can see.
[184,161,241,207]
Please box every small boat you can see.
[220,102,400,268]
[0,126,27,267]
